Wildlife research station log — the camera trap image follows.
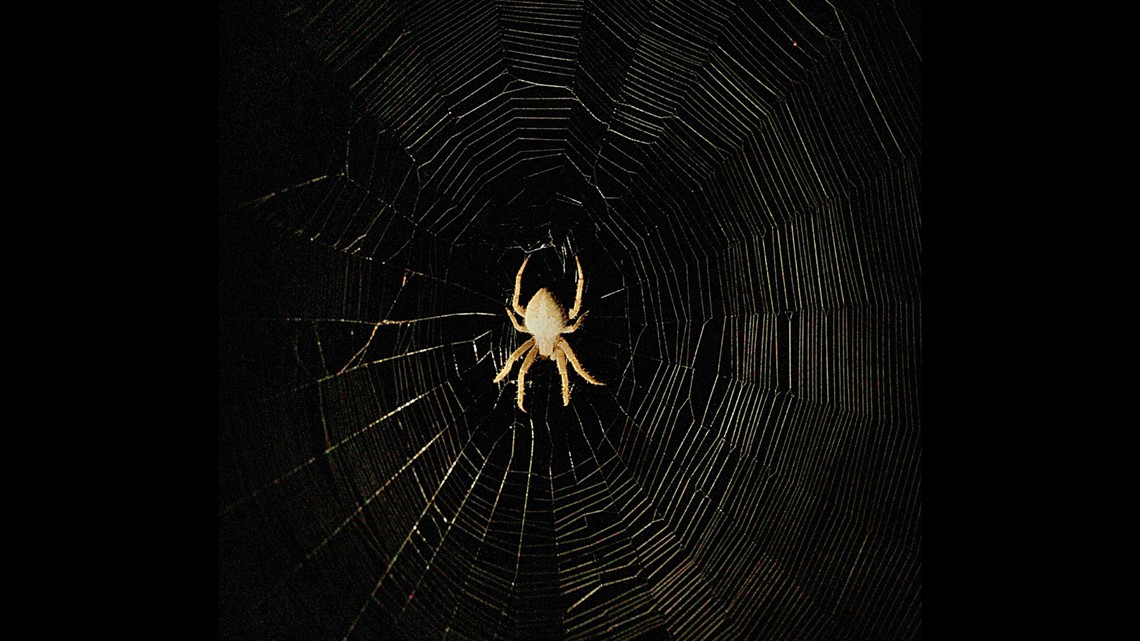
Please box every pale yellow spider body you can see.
[493,255,605,412]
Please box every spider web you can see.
[218,1,921,639]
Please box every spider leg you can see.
[560,338,605,386]
[494,338,534,383]
[512,255,531,317]
[516,343,539,412]
[505,307,526,332]
[555,346,571,405]
[562,310,588,334]
[568,256,584,320]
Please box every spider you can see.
[493,255,605,412]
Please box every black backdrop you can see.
[219,1,922,639]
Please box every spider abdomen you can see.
[525,288,567,356]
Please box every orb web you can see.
[219,1,921,639]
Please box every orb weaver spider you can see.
[493,255,604,412]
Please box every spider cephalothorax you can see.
[493,255,604,412]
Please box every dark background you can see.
[219,1,923,639]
